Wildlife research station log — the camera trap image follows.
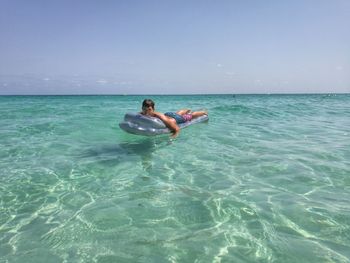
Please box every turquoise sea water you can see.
[0,94,349,263]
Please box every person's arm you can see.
[152,112,180,137]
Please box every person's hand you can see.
[171,130,179,138]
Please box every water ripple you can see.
[1,94,349,262]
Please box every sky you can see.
[0,0,349,95]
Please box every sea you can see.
[0,94,349,263]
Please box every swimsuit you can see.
[164,112,192,124]
[182,114,193,122]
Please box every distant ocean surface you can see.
[1,94,349,263]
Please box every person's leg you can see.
[176,109,191,115]
[191,111,208,119]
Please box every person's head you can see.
[142,99,155,114]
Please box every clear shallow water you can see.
[0,94,349,263]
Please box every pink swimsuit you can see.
[182,114,193,122]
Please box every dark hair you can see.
[142,99,155,110]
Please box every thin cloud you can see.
[336,66,343,71]
[96,79,108,84]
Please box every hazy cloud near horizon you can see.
[0,0,349,94]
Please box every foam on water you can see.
[0,94,350,262]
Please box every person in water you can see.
[140,99,208,137]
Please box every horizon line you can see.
[0,92,349,96]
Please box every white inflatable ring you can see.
[119,112,209,136]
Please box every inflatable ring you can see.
[119,112,209,136]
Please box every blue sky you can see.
[0,0,349,94]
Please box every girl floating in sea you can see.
[140,99,208,138]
